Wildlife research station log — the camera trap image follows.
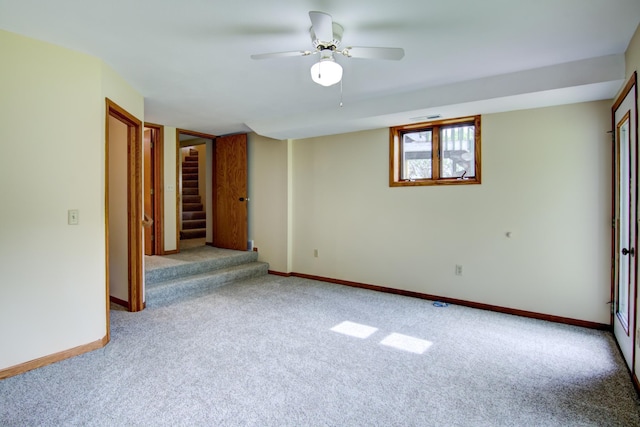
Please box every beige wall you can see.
[248,133,290,272]
[624,22,640,378]
[108,116,129,302]
[0,29,143,371]
[289,101,611,324]
[101,63,143,120]
[164,127,178,252]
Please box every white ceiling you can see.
[1,0,638,139]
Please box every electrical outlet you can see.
[314,249,319,258]
[455,264,463,276]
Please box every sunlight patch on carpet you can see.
[380,333,433,354]
[331,321,379,339]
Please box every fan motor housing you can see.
[310,22,344,50]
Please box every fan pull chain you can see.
[339,78,343,107]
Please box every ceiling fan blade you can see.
[341,46,405,60]
[309,11,334,43]
[250,50,313,60]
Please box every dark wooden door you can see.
[213,133,248,250]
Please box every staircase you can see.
[145,246,269,307]
[181,148,206,240]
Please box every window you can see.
[389,115,481,186]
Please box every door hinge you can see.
[150,142,153,148]
[150,189,154,195]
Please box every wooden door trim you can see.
[144,122,165,255]
[613,73,637,112]
[106,98,144,316]
[177,128,217,140]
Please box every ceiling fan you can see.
[251,11,405,87]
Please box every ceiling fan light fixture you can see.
[310,58,343,87]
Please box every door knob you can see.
[622,247,635,256]
[239,197,249,202]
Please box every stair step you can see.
[183,203,203,211]
[182,161,198,168]
[183,181,198,188]
[182,167,198,174]
[181,228,206,239]
[182,188,199,196]
[182,195,201,203]
[184,155,198,162]
[189,149,198,155]
[183,173,198,181]
[146,247,259,286]
[146,262,268,308]
[182,219,206,229]
[183,211,205,220]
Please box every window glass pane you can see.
[440,125,475,178]
[401,130,432,179]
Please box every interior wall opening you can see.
[178,131,214,251]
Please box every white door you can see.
[613,75,637,371]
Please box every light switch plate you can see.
[68,209,79,225]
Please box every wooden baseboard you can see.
[109,295,129,310]
[163,249,179,255]
[268,270,291,277]
[289,272,610,331]
[206,241,214,247]
[0,335,109,380]
[110,296,145,312]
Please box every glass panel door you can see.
[616,113,631,332]
[612,78,637,372]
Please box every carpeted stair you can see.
[181,148,206,240]
[145,246,268,307]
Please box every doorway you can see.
[612,72,638,373]
[177,129,215,251]
[105,98,143,320]
[175,130,249,252]
[143,123,165,255]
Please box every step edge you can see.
[147,262,268,291]
[146,265,269,306]
[145,255,262,285]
